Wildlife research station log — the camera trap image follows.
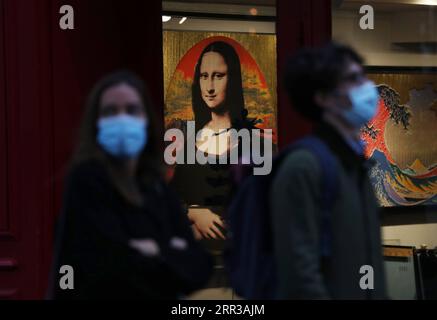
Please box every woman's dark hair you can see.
[284,42,364,121]
[192,41,247,131]
[71,70,163,205]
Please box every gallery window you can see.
[333,0,437,300]
[333,0,437,208]
[162,1,277,141]
[161,0,277,298]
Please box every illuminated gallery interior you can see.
[0,0,436,300]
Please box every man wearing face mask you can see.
[270,43,387,299]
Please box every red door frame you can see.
[0,0,54,299]
[276,0,332,148]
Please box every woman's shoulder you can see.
[69,158,106,177]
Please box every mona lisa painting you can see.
[163,31,277,287]
[364,69,437,208]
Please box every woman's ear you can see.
[314,91,330,111]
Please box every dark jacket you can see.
[50,160,213,299]
[270,123,387,299]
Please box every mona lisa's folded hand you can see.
[191,225,203,240]
[188,208,226,240]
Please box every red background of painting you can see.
[174,36,268,90]
[362,99,394,163]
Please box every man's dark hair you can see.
[283,42,364,121]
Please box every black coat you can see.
[270,123,387,299]
[49,160,213,299]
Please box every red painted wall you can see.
[0,0,331,299]
[276,0,332,148]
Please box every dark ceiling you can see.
[166,0,276,6]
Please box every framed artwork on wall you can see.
[162,29,278,290]
[163,31,277,140]
[364,67,437,208]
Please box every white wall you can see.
[383,224,437,248]
[332,9,437,66]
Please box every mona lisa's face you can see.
[199,52,228,110]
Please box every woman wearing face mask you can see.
[49,71,213,299]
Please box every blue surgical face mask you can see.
[342,81,379,128]
[97,114,148,159]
